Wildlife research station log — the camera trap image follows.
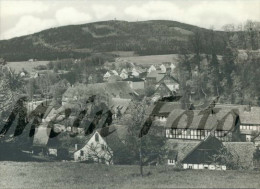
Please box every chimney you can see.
[75,144,78,151]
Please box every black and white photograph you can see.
[0,0,260,188]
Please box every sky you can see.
[0,0,259,40]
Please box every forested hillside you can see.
[0,20,228,61]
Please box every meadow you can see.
[5,61,50,73]
[0,162,259,189]
[115,54,180,66]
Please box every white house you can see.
[160,64,167,73]
[111,70,119,76]
[148,65,157,73]
[131,67,140,77]
[120,72,128,79]
[103,71,111,81]
[170,63,176,72]
[121,69,128,74]
[74,131,113,164]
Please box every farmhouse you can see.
[109,97,131,119]
[123,77,145,90]
[215,104,260,142]
[160,64,167,73]
[154,83,175,98]
[120,72,128,79]
[170,63,176,72]
[148,65,157,73]
[164,108,241,141]
[181,135,227,170]
[239,106,260,142]
[146,70,165,87]
[150,101,182,122]
[156,74,179,92]
[74,130,113,164]
[103,70,119,81]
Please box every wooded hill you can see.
[0,20,229,61]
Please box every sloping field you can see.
[116,54,180,66]
[5,61,49,73]
[0,162,259,189]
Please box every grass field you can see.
[0,162,259,189]
[116,54,180,66]
[5,61,50,73]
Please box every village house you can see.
[160,64,167,73]
[164,108,241,142]
[156,74,179,92]
[238,106,260,142]
[150,101,182,122]
[181,135,227,170]
[154,83,175,98]
[103,71,111,81]
[123,77,145,90]
[74,130,113,164]
[147,65,157,73]
[145,70,165,87]
[215,104,260,142]
[131,67,140,77]
[170,63,176,72]
[109,97,131,119]
[120,72,128,79]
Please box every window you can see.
[80,150,84,156]
[95,133,99,142]
[101,144,105,150]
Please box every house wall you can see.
[165,129,232,141]
[183,163,226,170]
[74,132,113,164]
[132,81,144,90]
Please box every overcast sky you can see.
[0,0,259,40]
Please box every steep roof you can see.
[157,74,179,84]
[166,140,200,162]
[239,107,260,125]
[215,104,260,125]
[123,78,144,82]
[150,101,182,117]
[166,108,239,131]
[181,135,224,164]
[155,82,172,93]
[146,71,165,82]
[109,98,131,115]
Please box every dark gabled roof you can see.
[215,104,260,125]
[181,134,223,164]
[146,71,165,81]
[28,100,52,119]
[166,108,239,131]
[166,140,200,162]
[139,72,148,78]
[123,78,144,82]
[168,150,178,159]
[109,98,131,115]
[157,74,179,84]
[150,101,182,117]
[155,82,172,93]
[239,107,260,125]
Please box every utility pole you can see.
[139,136,143,176]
